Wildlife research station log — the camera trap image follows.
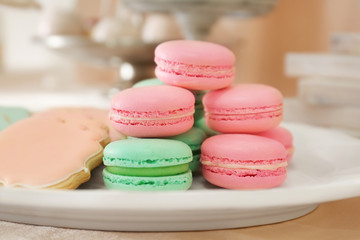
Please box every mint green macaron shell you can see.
[103,168,193,191]
[106,163,189,177]
[103,139,192,167]
[168,127,206,151]
[168,127,206,171]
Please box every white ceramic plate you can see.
[1,122,360,231]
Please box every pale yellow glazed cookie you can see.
[0,112,110,189]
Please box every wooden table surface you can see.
[1,196,360,240]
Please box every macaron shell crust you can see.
[203,84,283,133]
[201,134,286,162]
[103,168,193,191]
[103,139,192,168]
[110,86,195,137]
[202,167,286,189]
[154,40,235,90]
[200,134,287,189]
[155,40,235,66]
[111,85,194,112]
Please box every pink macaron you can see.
[255,126,294,163]
[200,134,287,189]
[203,84,283,133]
[154,40,235,90]
[110,85,195,137]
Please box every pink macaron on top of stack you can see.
[155,40,235,66]
[201,134,287,164]
[111,85,194,113]
[154,40,236,90]
[203,84,283,115]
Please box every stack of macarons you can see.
[105,39,293,191]
[201,85,294,189]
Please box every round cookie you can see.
[155,40,235,90]
[103,138,193,191]
[203,84,283,133]
[201,134,287,189]
[110,85,195,137]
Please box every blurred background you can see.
[0,0,359,136]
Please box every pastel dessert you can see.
[255,126,294,163]
[110,85,195,137]
[103,138,193,191]
[154,40,235,90]
[194,116,219,137]
[132,78,165,88]
[168,127,207,172]
[0,113,109,189]
[0,106,30,131]
[203,84,283,133]
[201,134,287,189]
[34,107,126,142]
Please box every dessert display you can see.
[103,138,193,191]
[0,40,291,192]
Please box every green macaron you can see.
[102,138,193,191]
[0,106,30,131]
[168,127,207,172]
[192,90,206,121]
[194,116,219,137]
[132,78,165,88]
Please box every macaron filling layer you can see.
[201,153,287,169]
[103,169,193,191]
[155,57,234,79]
[205,104,283,121]
[105,163,189,177]
[110,106,195,126]
[103,155,192,168]
[203,165,286,177]
[201,153,287,177]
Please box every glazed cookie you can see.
[34,107,126,142]
[0,112,109,189]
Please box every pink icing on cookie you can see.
[0,115,105,188]
[34,107,126,142]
